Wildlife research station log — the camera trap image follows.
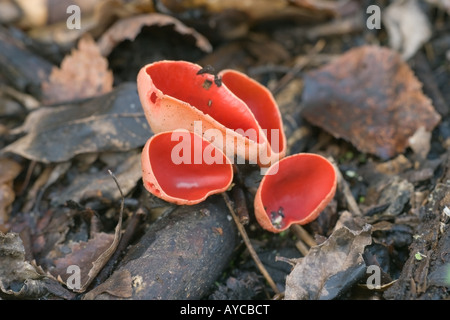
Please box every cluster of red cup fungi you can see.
[137,60,337,233]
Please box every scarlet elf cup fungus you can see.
[137,60,286,168]
[137,60,337,233]
[254,153,337,233]
[141,131,233,205]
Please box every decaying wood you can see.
[384,151,450,299]
[91,195,238,300]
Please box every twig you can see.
[17,160,37,196]
[294,238,310,256]
[91,170,127,286]
[222,192,280,295]
[272,39,326,95]
[305,15,364,40]
[108,170,124,216]
[274,256,297,267]
[231,185,250,225]
[290,224,317,248]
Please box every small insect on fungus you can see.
[197,64,222,87]
[197,64,215,75]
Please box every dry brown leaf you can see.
[285,224,372,300]
[0,158,22,225]
[51,231,120,293]
[41,34,113,104]
[51,232,115,286]
[4,83,148,164]
[49,183,123,293]
[0,232,43,296]
[0,232,75,299]
[83,270,133,300]
[302,45,441,159]
[28,0,154,48]
[97,13,212,57]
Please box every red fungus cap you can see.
[254,153,337,233]
[137,60,285,167]
[219,69,286,164]
[141,131,233,205]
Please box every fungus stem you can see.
[222,192,280,295]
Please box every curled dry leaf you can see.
[50,151,142,206]
[83,270,132,300]
[97,13,212,57]
[51,193,123,293]
[0,158,22,225]
[41,34,113,105]
[0,232,70,299]
[3,83,149,163]
[28,0,155,49]
[284,224,372,300]
[51,232,116,292]
[302,45,441,160]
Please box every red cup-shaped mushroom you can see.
[137,60,286,168]
[219,69,286,165]
[141,130,233,205]
[254,153,337,233]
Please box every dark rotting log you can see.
[93,195,238,300]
